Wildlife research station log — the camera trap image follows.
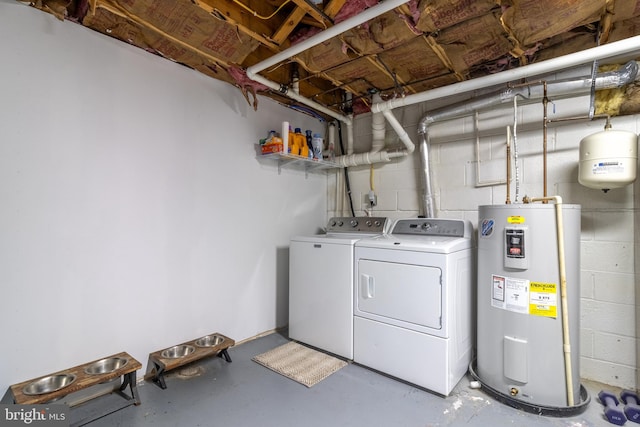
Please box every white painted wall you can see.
[0,1,328,391]
[332,71,639,389]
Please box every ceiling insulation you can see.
[25,0,640,118]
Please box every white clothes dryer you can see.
[289,217,388,359]
[353,218,475,395]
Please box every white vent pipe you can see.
[248,0,409,76]
[246,4,640,183]
[371,93,386,153]
[246,0,413,167]
[246,0,409,124]
[372,35,640,115]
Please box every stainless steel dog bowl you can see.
[195,334,225,347]
[84,357,129,375]
[22,374,77,395]
[161,345,195,359]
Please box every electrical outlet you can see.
[367,191,377,207]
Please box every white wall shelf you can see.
[258,151,340,177]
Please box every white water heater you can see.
[578,127,638,192]
[476,203,583,411]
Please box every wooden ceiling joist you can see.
[192,0,281,52]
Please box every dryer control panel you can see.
[392,219,467,237]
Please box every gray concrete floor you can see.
[78,331,613,426]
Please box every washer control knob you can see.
[350,219,358,227]
[337,220,344,226]
[366,220,372,227]
[422,222,432,230]
[330,220,337,227]
[374,220,381,227]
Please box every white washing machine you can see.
[353,218,475,395]
[289,217,388,359]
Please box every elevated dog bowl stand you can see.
[3,351,141,427]
[145,333,234,390]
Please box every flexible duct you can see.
[414,60,638,217]
[421,61,638,125]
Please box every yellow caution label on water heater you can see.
[529,282,557,318]
[507,215,525,224]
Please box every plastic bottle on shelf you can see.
[312,133,323,160]
[288,126,298,155]
[305,130,314,158]
[295,128,309,158]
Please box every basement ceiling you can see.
[27,0,640,118]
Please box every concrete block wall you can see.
[328,79,639,389]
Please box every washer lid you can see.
[290,234,362,245]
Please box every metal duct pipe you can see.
[414,60,638,217]
[421,61,639,125]
[418,131,436,218]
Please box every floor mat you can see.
[252,341,347,387]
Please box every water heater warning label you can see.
[491,274,529,314]
[529,282,557,318]
[492,275,558,317]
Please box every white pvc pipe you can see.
[333,150,406,167]
[247,0,409,76]
[371,93,386,153]
[382,110,415,153]
[248,72,352,123]
[346,118,355,155]
[371,35,640,114]
[245,1,409,131]
[327,122,336,156]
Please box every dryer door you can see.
[356,259,442,331]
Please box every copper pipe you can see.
[506,126,512,204]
